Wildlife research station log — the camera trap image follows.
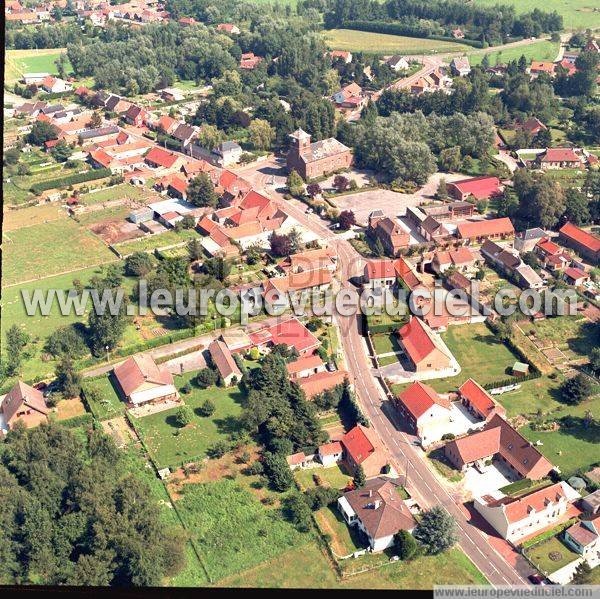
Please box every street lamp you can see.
[105,345,110,363]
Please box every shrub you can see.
[197,399,216,417]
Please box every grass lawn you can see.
[295,465,353,491]
[217,542,488,588]
[371,332,402,356]
[428,448,464,482]
[5,48,72,84]
[113,228,198,256]
[472,0,600,30]
[78,183,149,205]
[426,323,520,393]
[468,40,559,67]
[323,29,471,55]
[131,376,244,469]
[316,505,364,556]
[175,478,311,582]
[3,203,65,231]
[525,536,580,575]
[82,374,125,420]
[2,219,116,286]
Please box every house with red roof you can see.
[298,369,348,400]
[529,61,556,77]
[240,52,263,70]
[431,247,477,275]
[473,481,579,544]
[0,381,50,433]
[144,146,185,171]
[558,222,600,265]
[286,354,326,380]
[123,104,149,127]
[444,414,554,481]
[363,258,421,290]
[263,268,333,311]
[339,424,388,477]
[564,513,600,570]
[394,381,452,446]
[216,23,240,34]
[457,217,515,244]
[329,50,353,64]
[367,211,410,255]
[563,266,589,287]
[536,148,583,170]
[458,378,506,422]
[113,354,178,406]
[397,317,454,373]
[518,117,546,136]
[248,318,321,356]
[447,176,502,202]
[317,441,344,467]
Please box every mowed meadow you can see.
[5,48,72,84]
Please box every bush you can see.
[207,440,231,459]
[175,405,192,427]
[262,451,293,492]
[197,399,216,417]
[180,382,192,395]
[394,530,418,560]
[244,460,264,476]
[30,168,111,194]
[195,367,218,389]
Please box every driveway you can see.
[463,460,517,498]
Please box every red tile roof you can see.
[261,318,320,354]
[398,317,436,364]
[145,146,179,168]
[341,424,374,465]
[1,380,49,425]
[113,354,173,398]
[319,441,343,456]
[298,369,348,399]
[564,267,588,281]
[536,238,561,256]
[208,339,242,380]
[457,217,514,240]
[448,176,501,200]
[504,482,569,524]
[398,381,451,420]
[286,354,324,376]
[459,378,498,419]
[560,222,600,253]
[541,148,581,163]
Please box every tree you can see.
[196,124,223,151]
[55,355,82,398]
[338,210,356,230]
[572,561,592,584]
[522,251,540,270]
[203,256,231,282]
[563,188,591,225]
[28,121,59,146]
[5,325,30,375]
[306,183,322,198]
[48,140,74,164]
[245,244,262,266]
[187,173,217,208]
[436,177,448,200]
[287,170,304,197]
[353,464,366,488]
[590,347,600,376]
[175,405,192,427]
[248,119,275,151]
[187,238,204,262]
[124,252,154,277]
[560,373,593,405]
[269,232,292,257]
[263,451,293,492]
[4,147,20,165]
[514,170,565,229]
[180,214,196,229]
[87,284,128,356]
[413,507,457,555]
[394,530,418,560]
[88,111,102,129]
[195,367,218,388]
[197,399,215,417]
[45,324,88,358]
[333,175,349,192]
[283,493,312,532]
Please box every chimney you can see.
[373,499,381,510]
[368,490,372,497]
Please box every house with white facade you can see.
[564,514,600,569]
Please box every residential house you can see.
[518,117,547,137]
[393,381,452,447]
[563,266,589,287]
[159,87,184,102]
[337,477,416,551]
[172,123,197,148]
[240,52,263,70]
[339,424,388,477]
[263,268,333,311]
[419,215,451,243]
[473,481,579,544]
[581,490,600,515]
[458,378,506,422]
[444,414,554,480]
[447,176,502,202]
[397,316,454,373]
[450,57,471,77]
[330,50,352,64]
[367,211,410,256]
[123,104,149,127]
[529,61,556,78]
[286,129,352,180]
[536,148,583,170]
[213,140,242,166]
[208,339,242,386]
[217,23,240,34]
[452,28,465,39]
[0,381,50,432]
[40,75,72,93]
[363,258,421,291]
[113,354,178,406]
[286,354,326,380]
[248,318,321,356]
[145,146,185,171]
[332,82,365,109]
[22,72,50,85]
[564,514,600,569]
[299,369,349,400]
[584,39,600,53]
[431,247,477,275]
[457,217,515,244]
[385,55,410,71]
[558,222,600,264]
[514,228,547,253]
[278,246,338,274]
[317,441,344,467]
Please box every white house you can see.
[337,477,416,552]
[213,141,243,166]
[473,481,580,544]
[318,441,343,467]
[386,55,410,71]
[564,515,600,569]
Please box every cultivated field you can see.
[323,29,470,55]
[5,48,73,84]
[468,40,560,66]
[472,0,600,30]
[2,219,117,287]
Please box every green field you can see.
[525,536,579,575]
[468,40,560,66]
[176,478,310,582]
[82,375,126,420]
[2,219,116,287]
[5,48,73,84]
[295,464,353,491]
[473,0,600,30]
[113,228,198,256]
[323,29,471,55]
[131,376,244,469]
[218,542,487,588]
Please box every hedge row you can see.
[56,412,94,429]
[521,518,577,550]
[31,168,112,193]
[336,21,484,49]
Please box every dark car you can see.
[529,574,548,585]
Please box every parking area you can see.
[463,459,517,498]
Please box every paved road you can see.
[244,163,533,586]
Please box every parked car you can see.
[529,574,548,585]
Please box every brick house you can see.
[397,317,453,373]
[447,176,502,202]
[558,222,600,265]
[286,128,352,180]
[536,148,583,170]
[367,211,410,255]
[457,217,515,244]
[0,381,50,432]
